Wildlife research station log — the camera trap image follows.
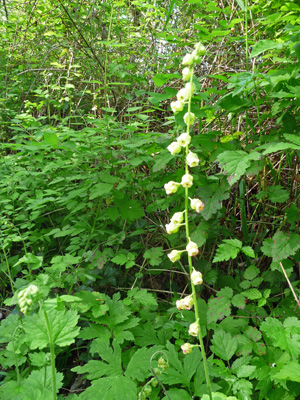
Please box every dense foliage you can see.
[1,0,300,399]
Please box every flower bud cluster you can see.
[138,357,168,400]
[18,284,39,315]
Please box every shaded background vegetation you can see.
[1,0,300,399]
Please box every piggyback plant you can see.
[163,42,213,400]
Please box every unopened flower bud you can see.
[182,67,192,81]
[143,386,152,396]
[181,343,194,354]
[186,240,199,256]
[181,173,193,188]
[170,211,184,224]
[170,100,184,113]
[164,181,180,195]
[168,250,182,263]
[177,132,191,147]
[190,198,204,213]
[158,357,168,371]
[191,268,203,285]
[186,151,199,168]
[151,378,158,387]
[189,321,200,337]
[167,141,182,155]
[184,112,196,126]
[182,53,195,65]
[165,222,180,234]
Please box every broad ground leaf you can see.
[260,317,300,358]
[191,221,209,247]
[0,366,63,400]
[24,308,80,350]
[261,231,300,261]
[207,287,232,324]
[153,152,173,172]
[153,73,180,87]
[250,39,284,58]
[262,143,300,155]
[232,294,246,309]
[89,182,114,200]
[241,246,255,258]
[213,239,242,262]
[119,198,144,221]
[77,376,137,400]
[125,345,163,381]
[127,288,158,307]
[131,321,161,346]
[201,393,237,400]
[144,247,164,266]
[162,389,191,400]
[232,378,252,400]
[242,289,262,300]
[217,150,261,185]
[198,180,230,220]
[97,293,131,328]
[183,346,202,383]
[159,342,189,386]
[211,330,237,361]
[73,340,122,380]
[273,361,300,382]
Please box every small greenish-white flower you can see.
[190,198,204,213]
[191,268,203,285]
[177,88,189,102]
[176,294,194,310]
[182,53,195,65]
[164,181,180,195]
[181,173,193,188]
[167,141,182,155]
[170,100,184,113]
[194,42,206,56]
[165,221,180,234]
[171,211,184,224]
[189,321,200,337]
[182,67,192,81]
[184,82,196,98]
[186,239,199,256]
[177,132,191,147]
[181,343,194,354]
[168,249,182,263]
[186,151,199,167]
[184,112,196,126]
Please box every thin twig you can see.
[279,261,300,309]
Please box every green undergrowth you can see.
[1,0,300,399]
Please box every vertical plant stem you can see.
[184,68,213,400]
[43,309,57,400]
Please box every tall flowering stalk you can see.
[165,42,213,400]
